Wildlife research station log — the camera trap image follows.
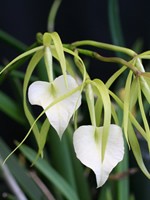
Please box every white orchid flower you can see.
[73,124,124,187]
[28,75,81,138]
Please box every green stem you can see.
[76,48,139,75]
[69,40,137,57]
[47,0,62,32]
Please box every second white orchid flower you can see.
[28,75,81,138]
[73,124,124,187]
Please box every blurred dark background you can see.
[0,0,150,79]
[0,0,150,199]
[1,0,150,46]
[0,0,150,82]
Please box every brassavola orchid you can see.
[73,83,124,187]
[2,31,150,192]
[73,125,124,187]
[28,75,81,138]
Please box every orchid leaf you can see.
[0,91,26,125]
[0,138,45,200]
[19,144,80,200]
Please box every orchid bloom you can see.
[28,75,81,138]
[73,124,124,187]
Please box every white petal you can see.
[101,125,124,187]
[28,81,52,106]
[28,75,81,138]
[73,125,124,187]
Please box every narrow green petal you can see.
[23,50,44,141]
[43,32,52,46]
[63,47,87,84]
[129,77,138,110]
[92,79,111,160]
[109,90,147,140]
[128,122,150,179]
[95,96,103,126]
[137,79,150,150]
[38,118,50,157]
[106,66,126,89]
[3,50,44,163]
[123,71,133,144]
[85,84,96,126]
[111,103,119,125]
[140,75,150,104]
[0,46,43,74]
[50,32,67,84]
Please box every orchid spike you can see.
[73,124,124,187]
[28,75,81,138]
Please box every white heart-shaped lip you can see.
[28,75,81,138]
[73,124,124,187]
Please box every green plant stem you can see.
[76,48,139,75]
[47,0,62,32]
[68,40,136,57]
